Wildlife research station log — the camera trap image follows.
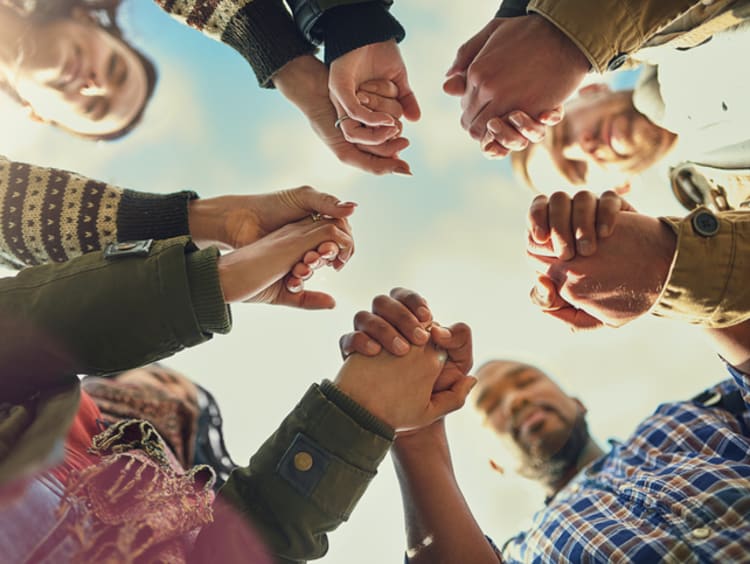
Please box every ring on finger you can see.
[310,212,322,223]
[334,115,351,129]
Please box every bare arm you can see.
[392,422,501,564]
[706,320,750,375]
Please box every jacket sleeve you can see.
[496,0,530,18]
[0,236,230,405]
[286,0,403,63]
[0,155,196,269]
[192,380,394,563]
[153,0,316,87]
[651,207,750,328]
[527,0,704,72]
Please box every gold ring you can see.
[334,115,351,129]
[310,212,322,223]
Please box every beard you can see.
[515,409,590,488]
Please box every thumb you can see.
[296,187,358,220]
[429,376,477,418]
[442,74,467,96]
[394,75,421,122]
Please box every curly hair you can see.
[0,0,158,141]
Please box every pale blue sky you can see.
[0,2,725,562]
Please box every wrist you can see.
[273,54,328,112]
[529,13,591,74]
[188,198,225,248]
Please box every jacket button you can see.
[607,53,628,71]
[692,211,720,236]
[691,526,711,539]
[294,452,314,472]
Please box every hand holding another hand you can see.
[527,203,676,330]
[445,15,588,154]
[217,214,354,310]
[273,55,411,175]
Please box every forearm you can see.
[527,0,702,72]
[0,237,230,403]
[392,428,500,564]
[194,380,393,563]
[0,155,196,268]
[706,320,750,375]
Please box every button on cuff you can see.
[692,210,720,237]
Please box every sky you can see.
[0,1,731,562]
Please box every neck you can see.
[545,437,605,497]
[0,8,32,79]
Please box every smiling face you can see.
[474,361,585,465]
[12,17,149,138]
[516,85,677,192]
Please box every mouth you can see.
[512,405,553,439]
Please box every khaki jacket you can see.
[528,0,750,72]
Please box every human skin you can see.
[0,8,148,137]
[217,215,354,309]
[444,15,589,152]
[527,199,677,329]
[328,40,420,146]
[273,54,412,175]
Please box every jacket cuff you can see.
[117,189,198,242]
[321,2,405,64]
[496,0,531,18]
[319,379,395,440]
[528,0,695,73]
[652,208,750,327]
[220,0,317,88]
[185,246,232,335]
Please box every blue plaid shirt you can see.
[502,366,750,563]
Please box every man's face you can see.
[474,362,583,465]
[13,18,149,137]
[531,86,676,188]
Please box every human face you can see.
[474,362,582,463]
[12,18,148,137]
[537,87,676,187]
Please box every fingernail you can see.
[357,93,370,105]
[414,327,430,342]
[365,340,380,354]
[598,224,611,237]
[545,110,563,124]
[486,118,502,134]
[393,166,413,177]
[336,201,358,207]
[577,239,593,256]
[508,113,523,129]
[533,226,547,241]
[288,283,303,294]
[321,251,337,260]
[433,325,451,338]
[310,259,322,269]
[393,337,409,354]
[416,306,431,321]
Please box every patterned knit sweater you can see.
[0,155,196,270]
[155,0,316,87]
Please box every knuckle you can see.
[549,191,571,205]
[372,294,390,311]
[353,310,371,328]
[573,190,595,204]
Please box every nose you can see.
[503,390,530,432]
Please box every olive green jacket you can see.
[0,234,393,562]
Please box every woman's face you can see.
[13,17,148,137]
